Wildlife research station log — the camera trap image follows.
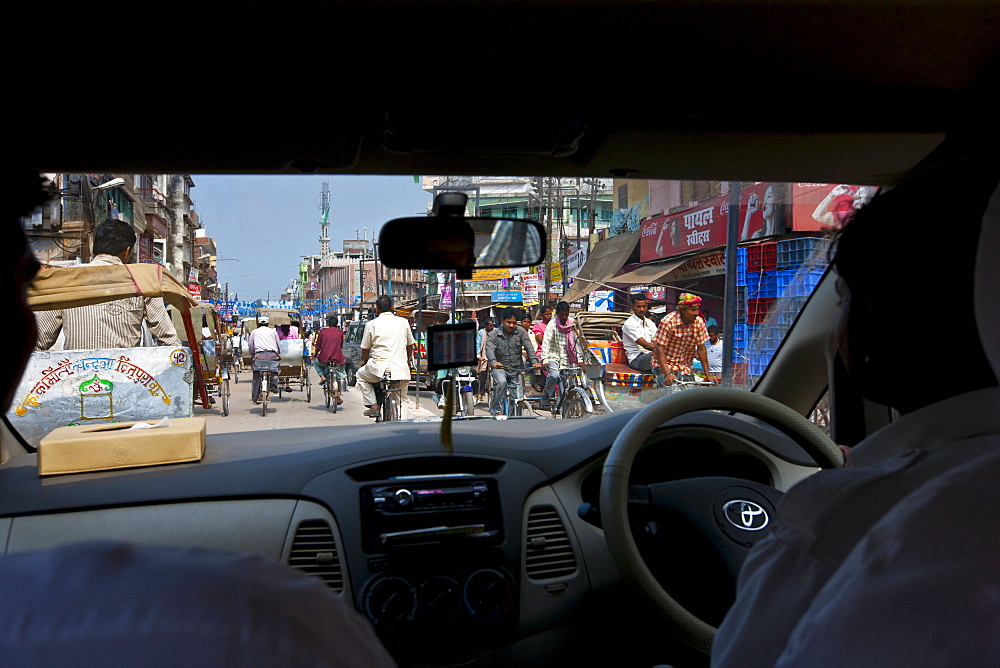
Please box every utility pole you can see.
[722,181,741,386]
[167,175,187,282]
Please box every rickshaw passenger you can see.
[34,218,181,351]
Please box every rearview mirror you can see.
[378,217,546,271]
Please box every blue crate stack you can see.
[740,238,830,382]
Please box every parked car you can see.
[341,320,366,387]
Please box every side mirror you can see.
[378,217,546,271]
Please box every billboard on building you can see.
[343,240,369,255]
[641,183,799,262]
[739,182,790,240]
[640,193,729,262]
[790,183,876,233]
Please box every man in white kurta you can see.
[356,295,415,417]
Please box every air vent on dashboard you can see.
[288,519,344,592]
[525,505,577,580]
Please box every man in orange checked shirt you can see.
[652,292,718,386]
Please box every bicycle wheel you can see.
[221,378,230,417]
[233,364,239,384]
[324,370,332,409]
[461,390,475,417]
[560,389,592,419]
[347,365,357,387]
[383,390,400,422]
[261,374,269,417]
[330,371,339,414]
[305,372,311,402]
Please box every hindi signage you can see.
[471,267,511,281]
[640,193,730,262]
[521,274,540,302]
[491,291,523,303]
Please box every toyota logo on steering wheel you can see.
[722,500,769,531]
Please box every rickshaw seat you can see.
[601,362,658,387]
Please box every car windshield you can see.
[12,173,862,446]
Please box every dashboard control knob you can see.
[420,576,461,621]
[395,488,414,506]
[463,568,514,621]
[363,576,417,627]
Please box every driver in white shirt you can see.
[621,294,659,372]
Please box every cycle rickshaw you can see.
[169,302,233,416]
[254,308,311,408]
[574,310,716,412]
[11,263,204,449]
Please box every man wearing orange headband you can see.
[651,292,717,385]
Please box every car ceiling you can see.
[12,0,999,185]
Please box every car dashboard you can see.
[0,409,820,665]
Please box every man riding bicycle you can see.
[247,320,281,404]
[652,292,718,386]
[356,295,415,419]
[485,307,540,416]
[313,315,345,406]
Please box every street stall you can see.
[11,263,201,450]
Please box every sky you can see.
[190,175,432,302]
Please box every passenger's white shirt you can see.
[361,311,415,381]
[247,325,281,355]
[705,338,723,373]
[0,542,395,666]
[621,312,658,362]
[713,386,1000,666]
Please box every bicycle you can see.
[551,365,599,419]
[253,359,280,417]
[320,362,344,413]
[374,371,403,423]
[494,365,535,417]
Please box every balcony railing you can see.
[136,188,168,205]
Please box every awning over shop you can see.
[560,231,640,303]
[608,247,728,287]
[606,257,688,286]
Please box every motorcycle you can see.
[440,365,478,417]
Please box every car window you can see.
[14,174,864,442]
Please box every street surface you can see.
[196,366,445,433]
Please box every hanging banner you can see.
[471,267,512,281]
[550,261,563,284]
[566,248,589,278]
[521,274,540,302]
[591,290,614,312]
[440,283,453,309]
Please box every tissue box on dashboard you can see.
[38,417,206,477]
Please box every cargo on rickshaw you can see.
[9,263,204,449]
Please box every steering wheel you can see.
[599,387,843,654]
